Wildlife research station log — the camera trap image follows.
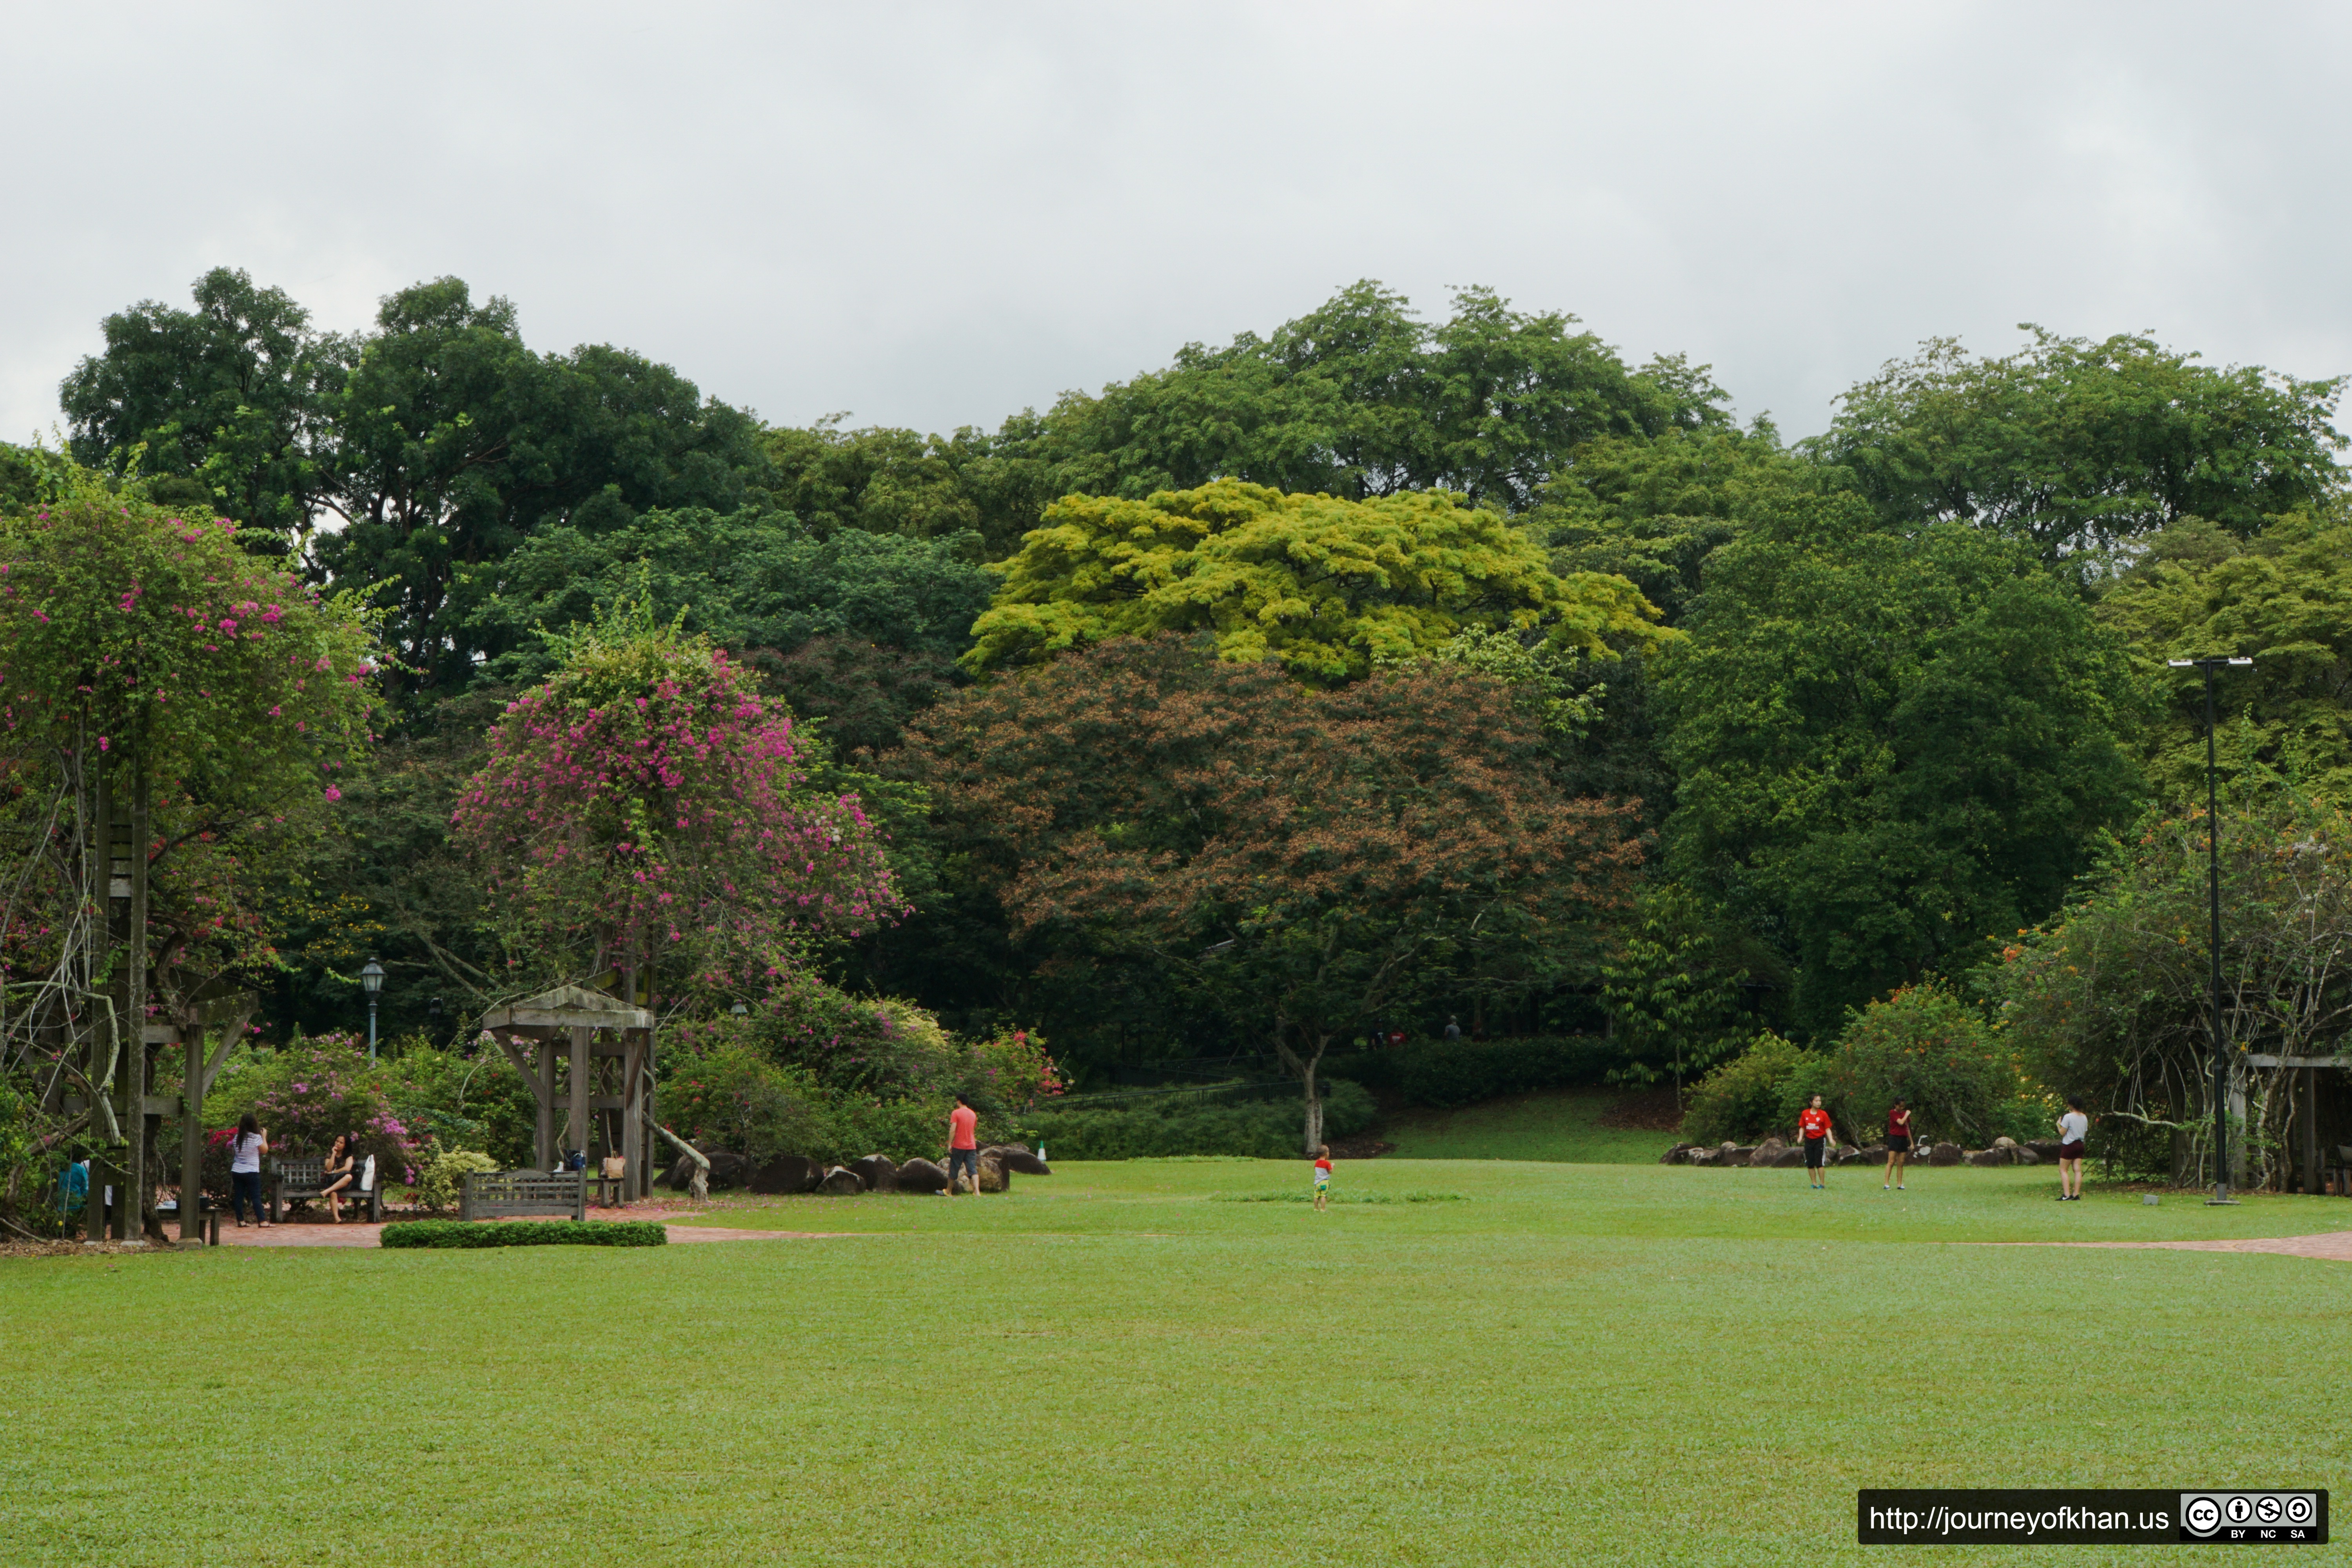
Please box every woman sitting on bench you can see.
[320,1132,357,1223]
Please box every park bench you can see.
[269,1156,382,1224]
[460,1169,586,1223]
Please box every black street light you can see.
[359,957,386,1062]
[2168,655,2253,1205]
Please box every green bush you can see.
[413,1146,502,1214]
[379,1220,666,1248]
[1026,1080,1375,1160]
[1684,1033,1825,1145]
[1823,983,2034,1147]
[1373,1036,1616,1109]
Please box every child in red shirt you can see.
[1313,1144,1332,1211]
[1798,1095,1835,1189]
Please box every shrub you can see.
[220,1033,423,1187]
[1380,1036,1616,1109]
[413,1146,503,1214]
[1824,982,2032,1148]
[960,1027,1066,1115]
[379,1220,666,1248]
[1025,1080,1374,1160]
[384,1042,540,1170]
[1684,1033,1823,1145]
[660,1045,825,1167]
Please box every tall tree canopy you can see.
[1813,328,2345,561]
[1660,498,2145,1035]
[967,479,1668,684]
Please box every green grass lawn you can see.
[1381,1089,1677,1163]
[8,1161,2348,1566]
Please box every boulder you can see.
[1660,1143,1694,1165]
[1854,1143,1887,1162]
[747,1154,826,1195]
[1730,1145,1757,1167]
[977,1151,1010,1193]
[893,1157,949,1194]
[2025,1140,2064,1162]
[1993,1136,2018,1150]
[1752,1137,1788,1163]
[849,1154,898,1192]
[1964,1147,2012,1167]
[1685,1146,1719,1167]
[2010,1147,2042,1165]
[1833,1145,1868,1166]
[818,1165,864,1196]
[1928,1142,1963,1167]
[706,1151,754,1189]
[984,1144,1051,1176]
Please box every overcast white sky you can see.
[5,1,2348,448]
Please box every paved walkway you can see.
[1976,1230,2352,1263]
[213,1206,847,1248]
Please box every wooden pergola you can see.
[478,985,658,1201]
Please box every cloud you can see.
[4,0,2346,451]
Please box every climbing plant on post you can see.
[0,470,379,1240]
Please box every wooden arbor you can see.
[478,985,657,1201]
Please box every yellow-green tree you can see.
[965,479,1669,683]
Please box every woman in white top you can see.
[2056,1096,2090,1201]
[228,1112,270,1227]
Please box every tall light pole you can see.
[2168,656,2252,1204]
[360,957,385,1062]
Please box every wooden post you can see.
[2304,1066,2320,1196]
[567,1025,590,1165]
[125,752,149,1238]
[535,1041,555,1171]
[621,1029,646,1201]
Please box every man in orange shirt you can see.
[946,1092,980,1196]
[1798,1094,1835,1190]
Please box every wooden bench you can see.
[460,1170,585,1223]
[269,1156,382,1223]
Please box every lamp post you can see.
[2167,655,2252,1204]
[359,957,385,1062]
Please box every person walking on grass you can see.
[1313,1144,1332,1210]
[945,1092,980,1197]
[228,1113,270,1228]
[2056,1096,2089,1201]
[1883,1099,1912,1191]
[1798,1095,1835,1189]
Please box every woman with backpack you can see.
[228,1113,270,1228]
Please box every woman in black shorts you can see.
[1883,1099,1912,1191]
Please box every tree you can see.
[450,598,904,1002]
[1659,500,2145,1036]
[2094,510,2352,810]
[1986,799,2352,1188]
[967,479,1670,684]
[466,506,993,682]
[1813,328,2345,562]
[1599,885,1763,1097]
[60,267,348,545]
[903,637,1641,1149]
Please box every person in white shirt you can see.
[2056,1097,2090,1201]
[228,1112,270,1227]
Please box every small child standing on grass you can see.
[1313,1145,1332,1210]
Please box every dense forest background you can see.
[16,266,2348,1109]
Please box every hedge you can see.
[1334,1035,1616,1109]
[379,1220,668,1249]
[1026,1080,1376,1159]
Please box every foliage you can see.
[379,1218,666,1247]
[2094,510,2352,810]
[759,419,1055,561]
[1599,886,1758,1090]
[965,1027,1065,1112]
[1339,1035,1617,1109]
[968,479,1668,684]
[1014,281,1728,513]
[905,637,1643,1148]
[1812,328,2345,561]
[752,635,960,757]
[467,507,993,683]
[225,1032,423,1182]
[453,596,903,994]
[1984,798,2352,1188]
[412,1145,501,1213]
[1660,505,2145,1036]
[1024,1080,1375,1160]
[658,1044,827,1167]
[1682,1033,1826,1145]
[1822,982,2030,1149]
[379,1042,537,1169]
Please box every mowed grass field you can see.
[7,1160,2348,1567]
[1383,1089,1676,1162]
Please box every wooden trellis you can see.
[478,985,657,1202]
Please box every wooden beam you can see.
[622,1029,647,1202]
[566,1025,590,1163]
[536,1042,555,1170]
[494,1033,548,1108]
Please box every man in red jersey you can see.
[946,1091,980,1196]
[1798,1094,1835,1190]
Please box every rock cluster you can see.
[654,1143,1051,1195]
[1662,1136,2065,1170]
